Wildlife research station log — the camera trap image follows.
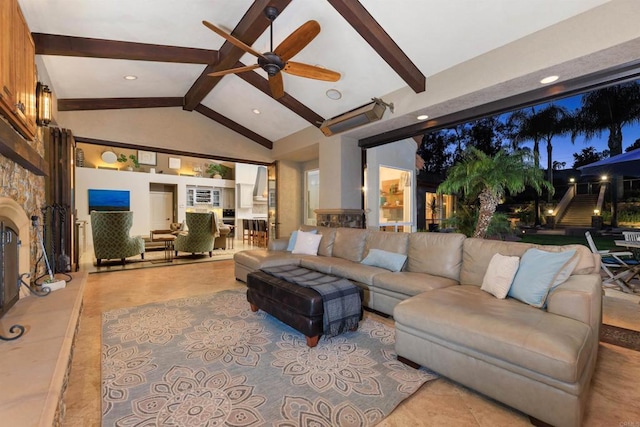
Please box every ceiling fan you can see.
[203,6,340,99]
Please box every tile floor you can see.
[62,260,640,426]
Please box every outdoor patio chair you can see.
[585,231,638,292]
[623,231,640,242]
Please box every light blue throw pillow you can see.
[287,229,317,251]
[361,248,407,272]
[508,248,577,308]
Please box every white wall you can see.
[365,139,417,230]
[76,167,233,257]
[318,136,362,209]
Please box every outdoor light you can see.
[35,82,52,126]
[547,209,554,215]
[569,177,575,183]
[601,175,608,181]
[594,209,600,215]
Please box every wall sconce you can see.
[36,82,52,126]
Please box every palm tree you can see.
[437,147,553,239]
[574,82,640,156]
[534,104,573,199]
[573,82,640,226]
[507,105,571,219]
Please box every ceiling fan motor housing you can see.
[258,52,285,76]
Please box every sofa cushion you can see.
[299,255,350,274]
[332,228,369,262]
[461,239,597,286]
[300,226,336,257]
[394,285,593,383]
[364,231,409,257]
[287,229,317,251]
[374,271,457,296]
[292,231,322,255]
[406,232,465,281]
[330,261,388,286]
[481,253,520,299]
[508,248,577,307]
[233,249,300,271]
[361,248,407,272]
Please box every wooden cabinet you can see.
[0,0,37,140]
[0,0,15,113]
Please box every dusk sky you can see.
[529,93,640,169]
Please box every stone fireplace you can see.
[315,208,365,228]
[0,197,31,307]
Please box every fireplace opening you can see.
[0,217,20,318]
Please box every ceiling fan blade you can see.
[283,62,340,82]
[207,64,260,78]
[202,20,266,59]
[269,73,285,99]
[274,20,320,61]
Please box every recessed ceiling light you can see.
[326,89,342,100]
[123,75,138,80]
[417,114,429,120]
[540,75,559,84]
[252,108,261,115]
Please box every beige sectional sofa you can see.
[233,226,602,427]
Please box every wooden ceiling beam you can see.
[327,0,425,93]
[194,104,272,149]
[74,135,270,166]
[58,97,184,111]
[233,61,324,127]
[183,0,293,111]
[33,33,218,64]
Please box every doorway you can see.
[149,183,176,230]
[305,169,319,225]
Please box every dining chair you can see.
[585,231,637,292]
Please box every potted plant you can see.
[117,154,139,171]
[206,163,227,178]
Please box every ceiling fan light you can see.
[326,89,342,100]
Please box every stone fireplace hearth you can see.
[0,198,31,302]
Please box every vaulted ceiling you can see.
[19,0,615,150]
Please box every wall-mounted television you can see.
[88,189,130,213]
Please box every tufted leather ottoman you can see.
[246,270,363,347]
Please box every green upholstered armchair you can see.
[90,211,145,266]
[174,212,216,256]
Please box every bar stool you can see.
[254,220,267,247]
[242,219,253,245]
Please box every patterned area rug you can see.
[600,324,640,352]
[102,289,437,426]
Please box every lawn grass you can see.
[520,233,618,250]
